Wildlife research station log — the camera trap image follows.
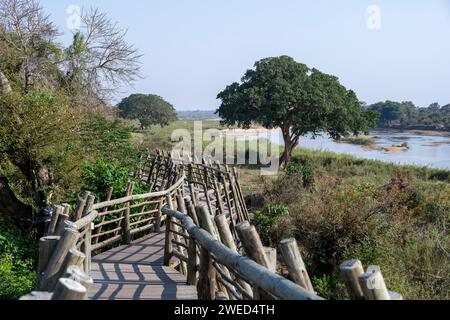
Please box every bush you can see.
[259,160,450,300]
[286,160,314,187]
[0,217,37,300]
[81,158,147,202]
[253,205,292,246]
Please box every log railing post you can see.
[358,266,391,300]
[38,228,80,291]
[340,259,365,300]
[122,182,134,245]
[164,195,174,266]
[279,238,315,293]
[37,236,60,283]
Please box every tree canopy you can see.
[117,94,178,129]
[216,56,377,166]
[0,0,143,227]
[365,101,450,130]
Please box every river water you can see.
[234,129,450,170]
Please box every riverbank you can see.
[238,148,449,300]
[374,128,450,137]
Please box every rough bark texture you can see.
[0,176,33,228]
[280,124,301,168]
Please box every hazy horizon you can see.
[39,0,450,111]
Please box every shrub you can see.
[253,204,292,246]
[259,162,450,299]
[286,160,314,187]
[81,158,147,202]
[0,217,37,300]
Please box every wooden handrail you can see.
[162,205,324,301]
[91,176,185,210]
[69,211,98,231]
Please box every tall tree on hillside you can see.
[118,94,178,129]
[216,56,377,166]
[0,0,143,227]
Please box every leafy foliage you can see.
[81,158,147,202]
[253,204,291,246]
[366,101,450,130]
[80,114,144,171]
[217,56,378,165]
[0,217,37,300]
[118,94,178,129]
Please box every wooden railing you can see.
[23,152,403,300]
[162,204,323,300]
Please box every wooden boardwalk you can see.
[88,231,197,300]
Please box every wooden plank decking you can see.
[88,232,197,300]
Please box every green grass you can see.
[336,136,376,146]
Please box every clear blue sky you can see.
[39,0,450,110]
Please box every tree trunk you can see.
[280,126,300,168]
[0,70,12,94]
[0,176,34,230]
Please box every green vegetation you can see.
[366,101,450,131]
[118,94,178,130]
[217,55,378,166]
[247,148,450,300]
[337,136,376,146]
[0,217,37,300]
[0,0,144,299]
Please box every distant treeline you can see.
[365,101,450,131]
[177,110,218,120]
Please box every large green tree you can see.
[117,94,178,129]
[216,56,377,166]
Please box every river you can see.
[231,129,450,170]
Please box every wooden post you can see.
[52,278,87,300]
[164,195,174,266]
[213,180,225,216]
[215,214,251,300]
[237,225,270,268]
[83,194,96,217]
[264,247,277,273]
[38,228,80,291]
[48,205,63,235]
[236,224,272,300]
[65,265,94,297]
[235,221,250,255]
[37,236,60,282]
[187,236,198,286]
[84,221,93,273]
[358,266,391,300]
[214,214,237,252]
[279,238,314,293]
[198,247,216,300]
[51,248,85,290]
[171,193,187,274]
[155,198,164,233]
[122,182,133,245]
[185,197,200,226]
[340,259,365,300]
[196,205,219,240]
[54,204,70,236]
[74,198,87,222]
[189,184,197,206]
